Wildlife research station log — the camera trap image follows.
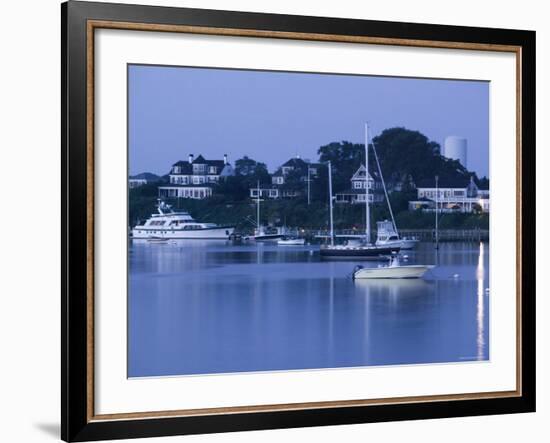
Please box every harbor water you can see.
[128,241,489,377]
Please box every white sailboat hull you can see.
[131,226,234,239]
[254,233,284,241]
[376,238,419,250]
[277,238,306,245]
[353,265,434,279]
[398,239,420,250]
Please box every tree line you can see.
[129,127,489,230]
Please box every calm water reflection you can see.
[128,241,489,377]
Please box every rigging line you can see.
[371,138,398,236]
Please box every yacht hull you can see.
[376,239,419,250]
[277,238,306,245]
[353,265,434,279]
[254,234,284,241]
[131,226,234,240]
[398,239,419,250]
[320,245,399,259]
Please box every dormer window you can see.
[282,166,293,175]
[193,164,206,174]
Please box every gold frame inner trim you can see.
[86,19,523,423]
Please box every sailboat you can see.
[253,181,284,241]
[369,139,419,250]
[320,124,401,259]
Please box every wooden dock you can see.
[398,229,489,242]
[292,228,489,242]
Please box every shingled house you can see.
[250,156,321,199]
[334,164,384,204]
[158,154,234,199]
[408,176,489,213]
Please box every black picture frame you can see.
[62,1,536,441]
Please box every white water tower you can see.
[444,136,467,168]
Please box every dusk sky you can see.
[129,64,489,177]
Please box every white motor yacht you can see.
[132,200,234,240]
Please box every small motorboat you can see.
[352,256,434,279]
[277,237,306,246]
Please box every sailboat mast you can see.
[328,161,334,246]
[372,138,399,236]
[435,175,439,249]
[365,123,371,244]
[256,180,260,229]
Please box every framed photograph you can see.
[62,1,535,441]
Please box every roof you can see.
[416,177,471,189]
[351,165,379,181]
[159,184,214,188]
[281,157,308,168]
[130,172,160,181]
[477,181,490,190]
[171,155,230,175]
[171,161,193,174]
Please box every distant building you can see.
[408,176,489,213]
[250,187,280,199]
[249,156,321,199]
[444,136,468,168]
[129,177,148,189]
[158,154,234,200]
[335,164,384,204]
[129,172,160,189]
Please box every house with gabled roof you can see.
[335,164,384,204]
[408,176,490,212]
[250,156,322,199]
[158,153,234,199]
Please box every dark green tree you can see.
[128,182,161,226]
[235,156,268,177]
[213,176,249,201]
[233,156,270,188]
[310,163,329,203]
[280,168,305,193]
[476,176,490,189]
[371,127,471,187]
[317,141,365,193]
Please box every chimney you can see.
[189,154,194,163]
[223,154,228,165]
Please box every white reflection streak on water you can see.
[476,242,485,360]
[328,272,334,360]
[363,280,371,363]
